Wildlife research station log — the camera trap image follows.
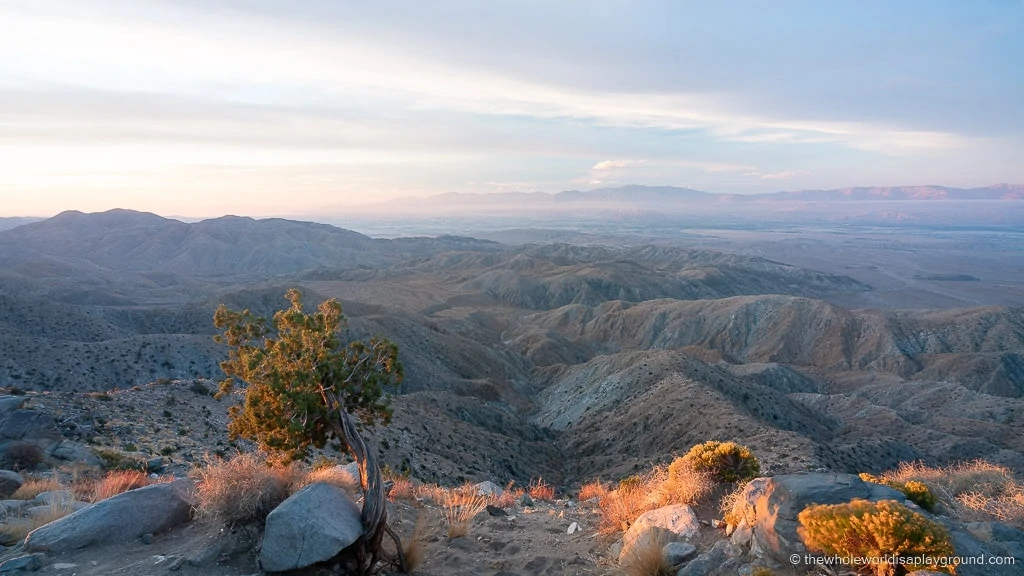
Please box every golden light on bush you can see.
[798,499,955,576]
[680,441,760,483]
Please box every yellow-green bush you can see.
[859,473,938,512]
[798,499,955,576]
[681,441,760,482]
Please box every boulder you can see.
[663,541,697,566]
[259,482,363,572]
[620,504,700,563]
[0,553,48,572]
[33,491,74,506]
[0,410,60,442]
[728,472,904,562]
[474,481,503,497]
[48,441,102,467]
[0,397,25,417]
[0,471,23,498]
[25,479,194,552]
[677,540,742,576]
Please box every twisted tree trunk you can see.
[333,402,407,575]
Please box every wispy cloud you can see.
[758,170,813,180]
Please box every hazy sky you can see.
[1,0,1022,217]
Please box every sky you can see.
[1,0,1022,217]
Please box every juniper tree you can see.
[214,289,406,574]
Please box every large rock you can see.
[474,481,503,497]
[620,504,700,563]
[0,471,23,498]
[259,482,363,572]
[729,473,904,562]
[25,479,194,552]
[0,410,60,442]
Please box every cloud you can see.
[592,159,648,170]
[759,170,812,180]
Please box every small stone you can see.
[663,542,697,566]
[168,556,187,571]
[518,494,534,507]
[52,564,76,570]
[486,505,507,517]
[710,519,723,528]
[567,522,579,535]
[141,533,153,545]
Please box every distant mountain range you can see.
[377,183,1024,210]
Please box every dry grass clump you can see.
[403,514,431,572]
[90,470,152,502]
[596,460,714,535]
[621,531,673,576]
[494,480,524,508]
[0,502,76,545]
[441,484,490,539]
[528,477,555,501]
[879,460,1024,528]
[299,464,361,494]
[10,477,63,500]
[579,479,610,503]
[194,453,302,525]
[388,476,415,501]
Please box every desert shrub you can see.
[528,477,555,501]
[579,479,610,503]
[93,448,146,471]
[860,472,938,512]
[878,460,1023,528]
[721,481,751,527]
[681,441,760,483]
[798,499,955,576]
[621,530,673,576]
[189,381,212,396]
[657,458,714,505]
[597,471,657,535]
[3,442,44,471]
[10,477,63,500]
[91,470,151,502]
[194,453,302,525]
[441,484,490,539]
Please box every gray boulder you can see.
[24,479,194,552]
[728,472,904,562]
[620,504,700,563]
[0,471,23,498]
[677,540,742,576]
[474,481,503,497]
[0,397,24,418]
[0,410,60,443]
[0,553,47,572]
[259,482,363,572]
[663,541,697,566]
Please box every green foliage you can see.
[798,499,955,576]
[213,289,404,462]
[859,473,938,512]
[680,441,760,482]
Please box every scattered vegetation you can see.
[680,441,760,483]
[798,499,955,576]
[403,515,430,572]
[494,480,525,508]
[10,477,63,500]
[578,479,610,503]
[860,472,938,511]
[876,460,1024,529]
